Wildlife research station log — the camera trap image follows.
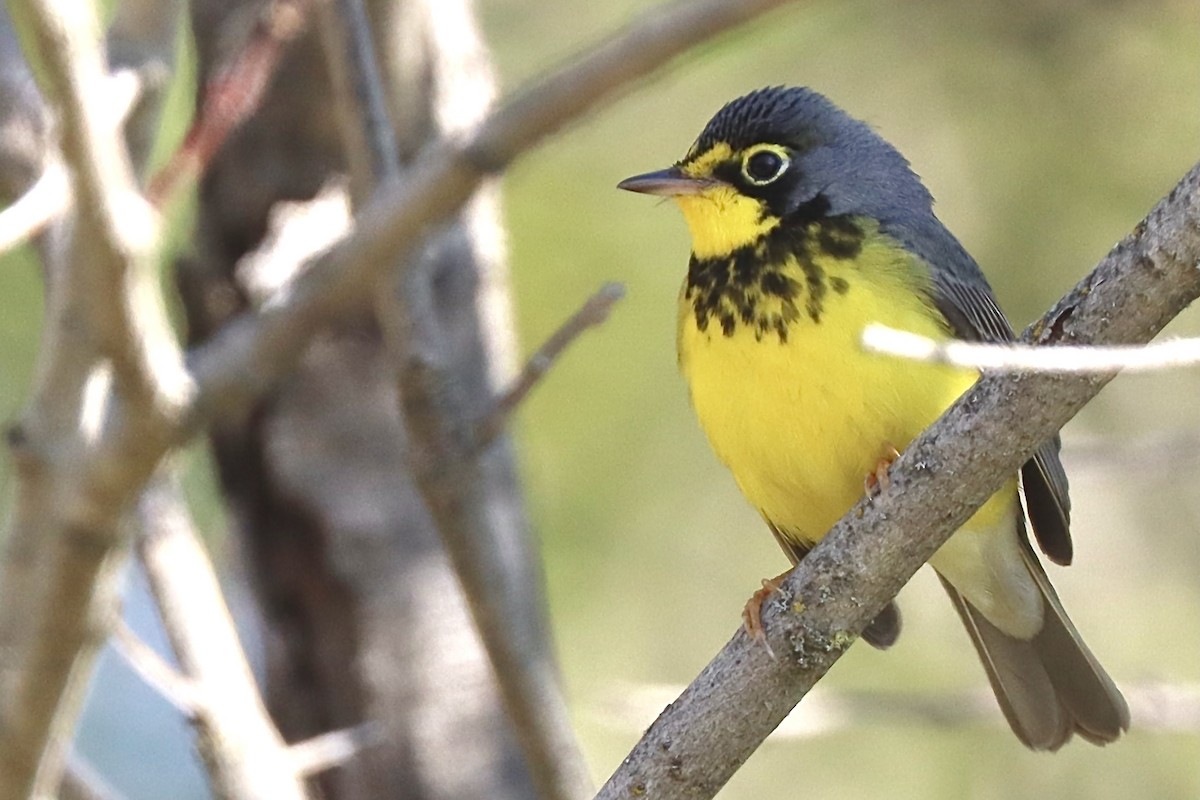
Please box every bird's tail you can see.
[938,538,1130,751]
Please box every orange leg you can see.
[742,570,791,654]
[864,443,902,498]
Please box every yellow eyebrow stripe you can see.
[680,143,735,178]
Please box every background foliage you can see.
[2,0,1198,797]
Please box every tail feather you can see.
[939,546,1129,750]
[862,600,901,649]
[1016,538,1130,744]
[940,575,1072,750]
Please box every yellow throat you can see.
[671,183,1005,549]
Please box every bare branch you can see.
[59,750,124,800]
[288,724,381,778]
[146,0,315,207]
[0,160,67,254]
[864,323,1200,372]
[0,0,802,793]
[315,0,399,194]
[596,163,1200,799]
[186,0,802,424]
[109,621,199,716]
[0,67,142,256]
[136,473,307,800]
[16,8,157,393]
[475,281,626,449]
[13,0,183,411]
[321,0,594,794]
[0,0,186,793]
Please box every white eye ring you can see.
[742,147,789,185]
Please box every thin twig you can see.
[288,723,381,777]
[59,750,125,800]
[475,281,625,450]
[595,162,1200,799]
[0,160,67,254]
[333,0,400,180]
[320,0,596,795]
[136,473,307,800]
[864,323,1200,372]
[0,0,184,795]
[186,0,802,425]
[0,67,144,256]
[109,621,198,716]
[1,0,801,795]
[145,0,314,207]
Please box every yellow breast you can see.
[677,231,982,545]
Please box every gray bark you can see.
[182,1,539,797]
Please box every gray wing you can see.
[928,270,1074,566]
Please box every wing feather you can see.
[927,270,1073,564]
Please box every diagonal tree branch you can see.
[146,0,316,207]
[185,0,800,425]
[366,0,592,791]
[135,473,307,800]
[0,159,66,254]
[475,281,626,451]
[0,0,186,794]
[595,162,1200,799]
[1,0,801,794]
[109,619,200,716]
[10,0,183,410]
[320,0,595,794]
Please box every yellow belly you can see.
[677,240,1006,547]
[672,213,1039,635]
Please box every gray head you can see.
[685,86,936,224]
[619,86,978,273]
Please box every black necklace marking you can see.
[684,204,861,342]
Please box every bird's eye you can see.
[742,148,788,185]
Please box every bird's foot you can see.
[741,570,790,657]
[864,443,902,498]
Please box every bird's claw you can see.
[742,572,789,658]
[864,443,902,499]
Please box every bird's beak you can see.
[617,167,715,196]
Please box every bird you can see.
[617,86,1129,751]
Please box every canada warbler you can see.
[618,86,1128,750]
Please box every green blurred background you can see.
[3,0,1200,797]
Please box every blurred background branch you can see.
[146,0,314,208]
[136,473,306,798]
[0,159,65,254]
[0,0,182,793]
[476,281,626,451]
[321,0,593,794]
